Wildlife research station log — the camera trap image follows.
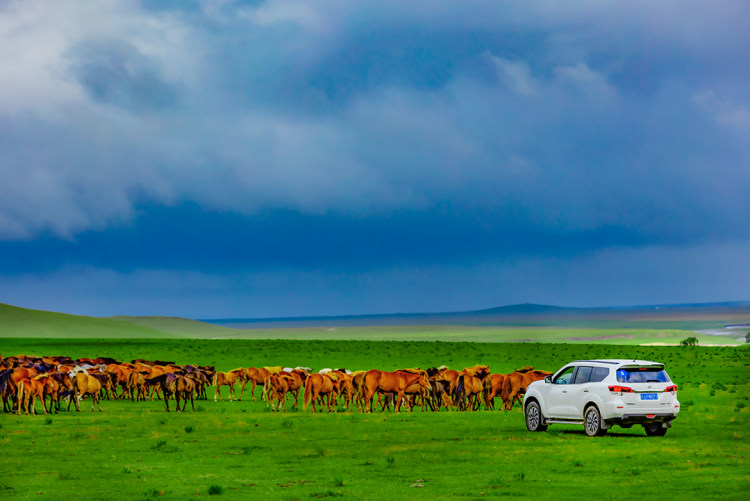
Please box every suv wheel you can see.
[525,401,548,432]
[643,423,668,437]
[584,405,607,437]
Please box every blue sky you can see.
[1,0,749,318]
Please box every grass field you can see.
[1,338,748,500]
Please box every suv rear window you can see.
[589,367,609,383]
[616,368,669,383]
[572,366,609,383]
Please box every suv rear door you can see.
[615,364,676,412]
[566,366,610,418]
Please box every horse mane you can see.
[398,368,424,375]
[514,366,534,373]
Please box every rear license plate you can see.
[640,393,657,400]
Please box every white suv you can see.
[523,359,680,436]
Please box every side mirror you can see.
[544,376,551,384]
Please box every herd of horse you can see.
[0,354,553,415]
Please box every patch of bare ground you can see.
[565,334,635,341]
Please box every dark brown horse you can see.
[147,373,195,412]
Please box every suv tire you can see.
[584,405,607,437]
[525,401,548,432]
[643,423,668,437]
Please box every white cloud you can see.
[488,55,537,96]
[693,90,750,129]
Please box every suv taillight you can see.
[608,385,634,395]
[664,385,677,393]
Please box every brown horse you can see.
[453,373,487,411]
[185,370,211,401]
[213,369,247,401]
[0,368,18,413]
[264,370,307,408]
[68,373,103,412]
[240,367,271,401]
[127,371,148,401]
[501,367,552,410]
[17,375,49,415]
[106,363,134,399]
[147,373,195,412]
[362,370,430,413]
[484,373,506,410]
[176,375,196,412]
[303,373,337,413]
[266,374,290,412]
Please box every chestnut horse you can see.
[213,369,247,401]
[303,373,337,413]
[266,374,290,412]
[501,367,552,410]
[484,373,506,410]
[239,367,271,401]
[362,370,430,413]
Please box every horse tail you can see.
[453,375,465,408]
[303,379,313,411]
[16,380,25,414]
[501,374,512,410]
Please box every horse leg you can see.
[395,390,406,412]
[237,379,248,401]
[214,383,221,402]
[40,392,48,414]
[310,390,317,413]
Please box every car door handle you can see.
[583,389,589,393]
[562,390,567,393]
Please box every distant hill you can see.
[2,301,749,344]
[202,301,750,330]
[0,303,170,339]
[470,303,584,314]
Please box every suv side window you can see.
[589,367,609,383]
[573,366,593,384]
[553,366,576,384]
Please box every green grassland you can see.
[1,338,748,500]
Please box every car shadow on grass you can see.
[547,429,650,438]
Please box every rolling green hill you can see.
[0,303,170,339]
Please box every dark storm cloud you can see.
[0,204,662,275]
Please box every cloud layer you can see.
[1,1,748,315]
